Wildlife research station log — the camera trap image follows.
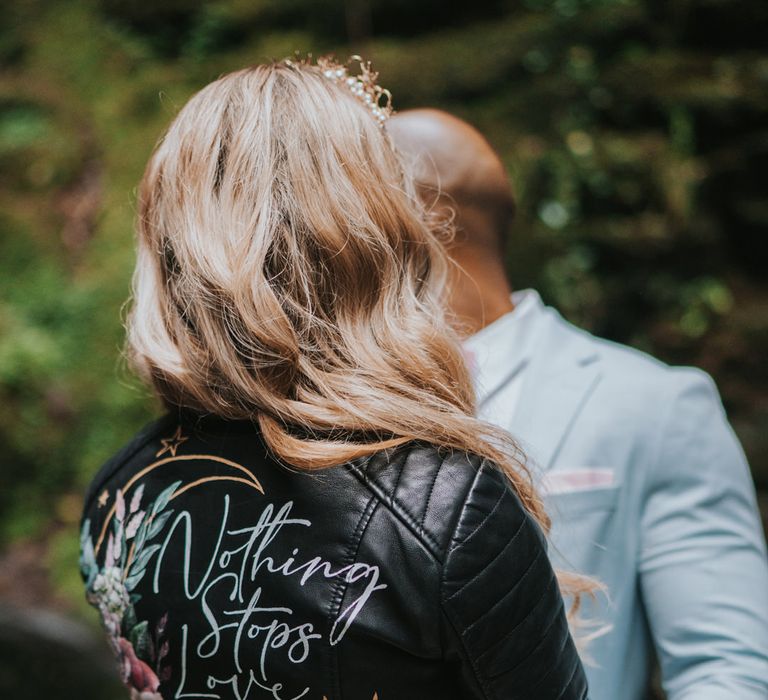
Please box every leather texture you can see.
[79,412,589,700]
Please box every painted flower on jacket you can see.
[130,692,163,700]
[80,481,179,698]
[118,637,160,692]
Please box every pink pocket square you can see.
[540,468,615,495]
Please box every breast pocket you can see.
[545,485,621,519]
[540,467,621,519]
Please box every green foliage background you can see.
[1,0,767,612]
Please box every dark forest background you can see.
[1,0,767,697]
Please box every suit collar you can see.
[508,303,602,470]
[464,290,543,406]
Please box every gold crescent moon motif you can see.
[94,453,264,554]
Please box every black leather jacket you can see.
[79,413,589,700]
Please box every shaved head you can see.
[388,108,515,258]
[388,108,516,335]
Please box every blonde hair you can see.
[127,59,593,609]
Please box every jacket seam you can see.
[439,602,496,700]
[465,546,545,634]
[439,457,489,597]
[436,459,497,700]
[448,484,507,554]
[519,622,571,687]
[444,458,488,554]
[345,461,443,560]
[553,654,582,700]
[325,492,379,699]
[485,593,564,679]
[446,515,526,601]
[390,451,408,496]
[420,457,444,529]
[475,575,559,664]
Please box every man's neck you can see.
[447,252,514,338]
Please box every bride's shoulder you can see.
[346,443,529,561]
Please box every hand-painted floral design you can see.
[80,480,180,698]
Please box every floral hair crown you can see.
[302,55,394,125]
[317,55,393,125]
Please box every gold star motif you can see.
[155,426,188,458]
[97,489,109,508]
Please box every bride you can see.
[79,56,591,700]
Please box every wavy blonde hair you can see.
[127,58,593,609]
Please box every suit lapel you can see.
[509,308,602,470]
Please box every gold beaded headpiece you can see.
[312,55,394,125]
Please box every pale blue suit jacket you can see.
[475,293,768,700]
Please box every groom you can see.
[389,109,768,700]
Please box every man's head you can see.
[388,109,516,333]
[388,108,515,263]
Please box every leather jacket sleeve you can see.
[440,460,589,699]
